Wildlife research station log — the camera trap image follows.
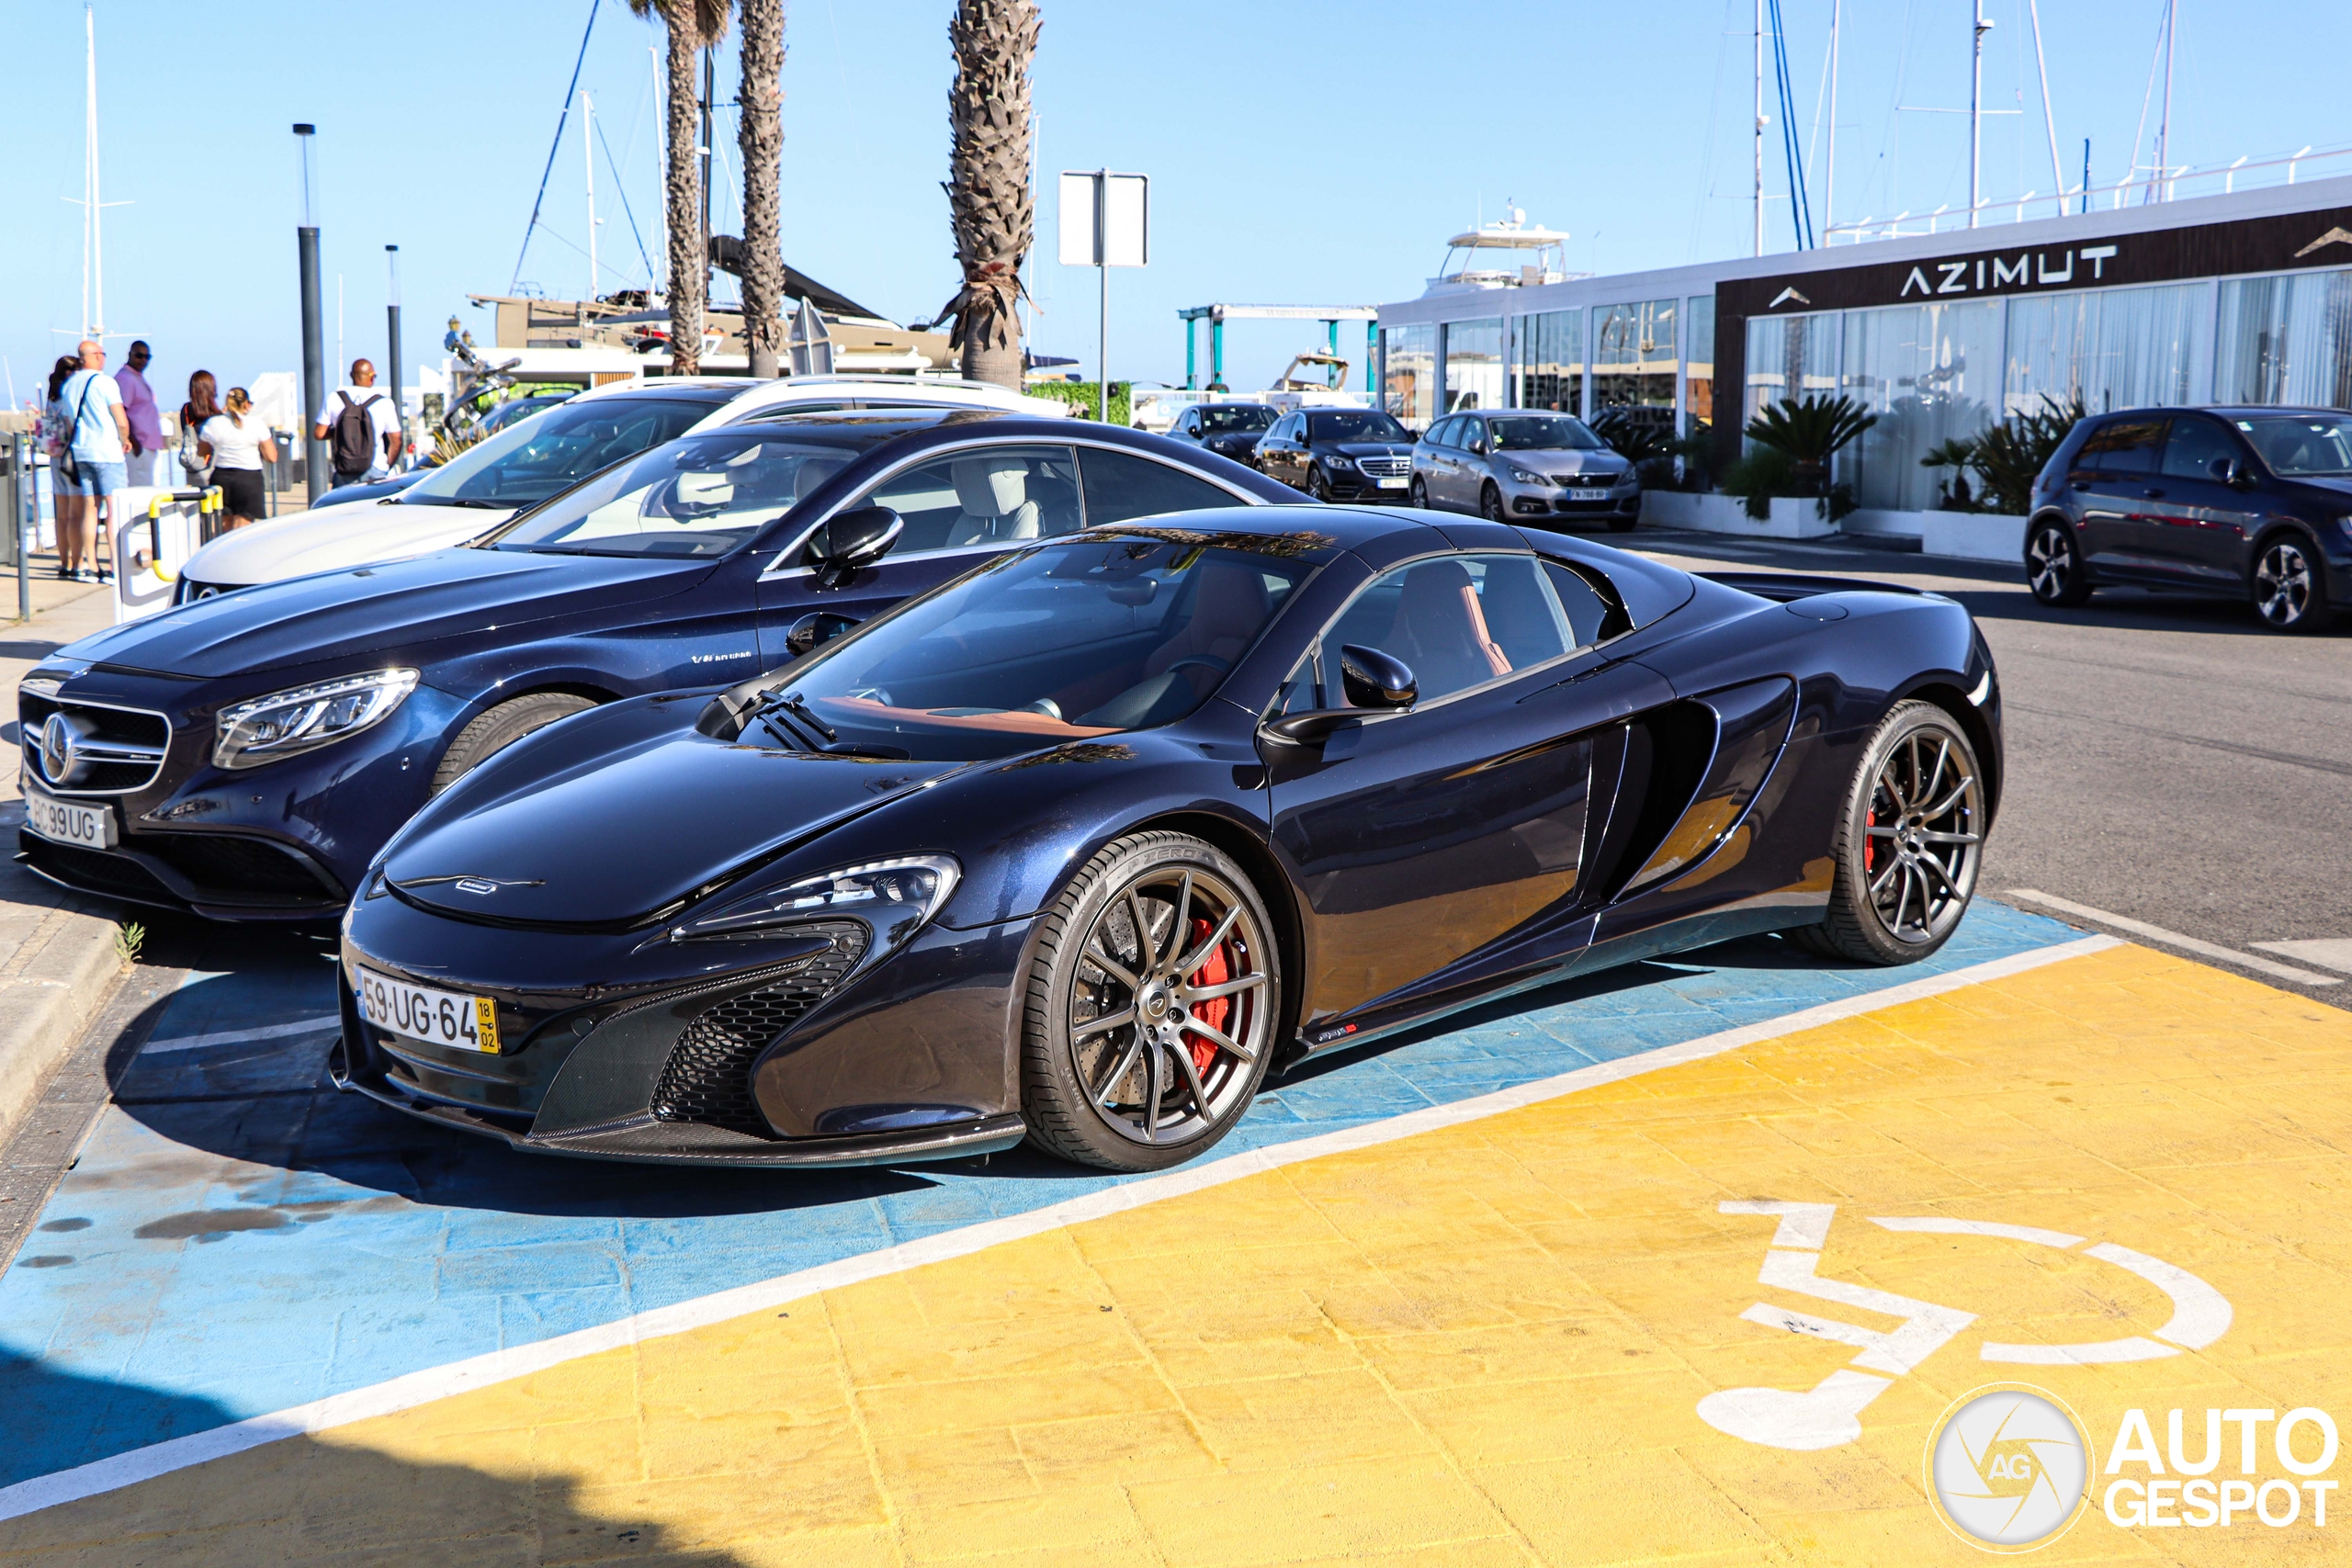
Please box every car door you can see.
[2069,414,2168,580]
[1419,417,1460,509]
[1263,550,1661,1024]
[753,441,1086,661]
[2153,414,2263,587]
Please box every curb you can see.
[0,902,126,1145]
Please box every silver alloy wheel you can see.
[1863,728,1984,946]
[2254,539,2314,626]
[2026,525,2073,601]
[1069,865,1271,1147]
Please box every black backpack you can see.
[331,390,384,472]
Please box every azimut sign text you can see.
[1896,245,2118,299]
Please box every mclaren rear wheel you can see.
[1795,701,1985,966]
[1020,831,1280,1171]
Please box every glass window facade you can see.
[1742,311,1840,426]
[2004,282,2208,417]
[1513,310,1583,414]
[1592,299,1678,412]
[1837,300,2002,513]
[1381,323,1436,430]
[1442,318,1505,413]
[1684,295,1716,434]
[2216,268,2352,409]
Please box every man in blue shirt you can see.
[57,339,132,583]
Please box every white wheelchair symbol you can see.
[1696,1201,2233,1450]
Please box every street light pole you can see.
[385,245,404,467]
[294,123,328,506]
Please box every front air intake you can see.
[649,920,869,1137]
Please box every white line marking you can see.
[2088,1241,2234,1349]
[2252,938,2352,976]
[140,1017,341,1055]
[1720,1199,1837,1250]
[2005,890,2340,986]
[0,934,2118,1522]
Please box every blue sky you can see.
[5,0,2349,407]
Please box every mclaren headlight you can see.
[213,668,420,770]
[673,854,961,949]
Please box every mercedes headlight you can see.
[1506,465,1554,486]
[673,854,960,948]
[1319,453,1357,470]
[213,669,420,770]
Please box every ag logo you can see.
[1926,1383,2091,1551]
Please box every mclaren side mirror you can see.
[1338,644,1417,709]
[804,505,903,588]
[1259,645,1419,746]
[786,610,861,658]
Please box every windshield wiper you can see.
[744,690,834,751]
[781,693,836,742]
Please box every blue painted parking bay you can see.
[0,900,2080,1492]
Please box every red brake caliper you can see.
[1864,807,1877,874]
[1185,917,1229,1075]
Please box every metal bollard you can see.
[9,433,28,622]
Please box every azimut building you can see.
[1375,175,2352,513]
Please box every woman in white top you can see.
[198,387,279,529]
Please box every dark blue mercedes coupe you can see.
[16,412,1289,919]
[334,505,2004,1173]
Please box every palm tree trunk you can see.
[942,0,1038,390]
[662,23,707,376]
[737,0,786,379]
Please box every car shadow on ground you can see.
[1931,582,2312,637]
[0,1351,763,1560]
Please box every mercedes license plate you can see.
[22,785,113,850]
[1376,476,1407,490]
[356,967,502,1054]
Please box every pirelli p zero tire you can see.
[431,691,597,794]
[1020,831,1280,1172]
[1795,700,1985,966]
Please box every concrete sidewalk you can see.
[0,577,131,1149]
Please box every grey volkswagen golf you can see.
[1410,409,1639,530]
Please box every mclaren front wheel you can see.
[1796,701,1986,966]
[1020,831,1279,1171]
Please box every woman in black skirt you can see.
[196,386,279,528]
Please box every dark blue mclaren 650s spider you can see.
[335,504,2002,1173]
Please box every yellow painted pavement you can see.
[7,942,2351,1566]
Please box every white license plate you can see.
[1376,477,1407,490]
[1571,488,1611,501]
[356,967,503,1055]
[22,786,114,849]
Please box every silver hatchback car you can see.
[1410,409,1639,531]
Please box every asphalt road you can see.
[1637,527,2352,1001]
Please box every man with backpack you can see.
[311,358,403,490]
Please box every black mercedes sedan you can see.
[1167,402,1278,464]
[1252,407,1417,502]
[338,505,2002,1174]
[17,412,1289,919]
[2022,404,2352,631]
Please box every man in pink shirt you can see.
[116,339,164,486]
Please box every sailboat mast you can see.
[583,90,599,301]
[85,4,103,338]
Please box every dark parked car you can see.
[337,507,2001,1174]
[1167,401,1278,464]
[17,413,1289,919]
[2024,405,2352,631]
[1252,407,1416,501]
[1411,409,1638,529]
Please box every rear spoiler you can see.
[1698,570,1926,603]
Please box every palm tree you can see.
[628,0,731,376]
[938,0,1038,389]
[736,0,785,378]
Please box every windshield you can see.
[2238,414,2352,476]
[1306,410,1410,444]
[488,431,846,558]
[402,394,729,508]
[1487,415,1603,451]
[768,538,1317,761]
[1199,406,1274,433]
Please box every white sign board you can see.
[1057,171,1148,268]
